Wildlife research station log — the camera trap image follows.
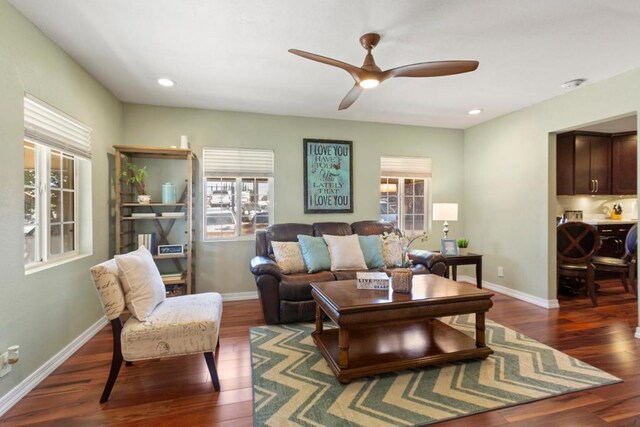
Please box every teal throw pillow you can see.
[297,235,331,273]
[358,235,386,269]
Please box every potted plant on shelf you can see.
[457,238,469,255]
[122,163,150,204]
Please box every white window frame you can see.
[25,142,81,268]
[380,176,430,233]
[202,176,274,241]
[380,155,432,234]
[23,95,92,273]
[202,148,275,241]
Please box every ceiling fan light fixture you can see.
[468,109,483,115]
[157,78,176,87]
[359,79,379,89]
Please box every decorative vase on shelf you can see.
[391,269,413,293]
[162,182,176,204]
[137,194,151,204]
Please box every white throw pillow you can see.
[381,234,404,267]
[115,246,166,321]
[323,234,368,271]
[271,241,307,274]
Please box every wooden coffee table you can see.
[310,275,494,383]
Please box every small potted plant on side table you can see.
[122,163,150,204]
[457,238,469,255]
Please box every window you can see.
[203,148,274,240]
[380,156,431,233]
[23,95,92,271]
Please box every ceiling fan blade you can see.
[382,60,479,80]
[288,49,362,81]
[338,85,363,110]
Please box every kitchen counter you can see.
[583,219,637,225]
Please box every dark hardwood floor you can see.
[1,280,638,426]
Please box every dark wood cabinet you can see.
[596,223,633,258]
[557,132,611,195]
[612,133,637,195]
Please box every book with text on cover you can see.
[356,272,390,290]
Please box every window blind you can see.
[380,156,432,178]
[24,94,92,159]
[203,147,274,177]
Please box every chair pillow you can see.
[297,235,331,273]
[358,235,386,269]
[323,234,368,271]
[115,246,166,321]
[381,234,404,267]
[271,241,307,274]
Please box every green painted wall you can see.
[123,104,466,295]
[464,68,640,301]
[0,0,122,399]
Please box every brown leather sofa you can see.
[250,220,446,324]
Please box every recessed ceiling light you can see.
[561,78,586,89]
[157,78,175,87]
[468,109,483,115]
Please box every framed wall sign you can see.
[303,139,353,213]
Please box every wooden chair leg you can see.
[101,318,124,403]
[586,265,598,307]
[630,261,638,296]
[621,272,630,293]
[204,352,221,391]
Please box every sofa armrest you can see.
[409,250,447,276]
[250,256,283,279]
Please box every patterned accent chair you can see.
[90,259,223,403]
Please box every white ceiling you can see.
[9,0,640,129]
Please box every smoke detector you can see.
[561,79,586,89]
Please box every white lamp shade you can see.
[433,203,458,221]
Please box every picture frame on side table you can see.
[441,239,459,256]
[303,139,353,213]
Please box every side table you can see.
[442,252,483,288]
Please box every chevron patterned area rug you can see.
[250,315,621,426]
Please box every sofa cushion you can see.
[121,293,222,361]
[351,220,396,236]
[298,235,332,273]
[115,246,166,321]
[333,269,372,280]
[323,234,368,271]
[271,241,307,274]
[382,234,404,267]
[267,223,314,256]
[358,235,386,269]
[280,271,335,300]
[313,222,353,237]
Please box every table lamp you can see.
[432,203,458,239]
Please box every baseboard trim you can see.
[0,316,108,417]
[457,275,560,309]
[635,327,640,340]
[221,291,258,301]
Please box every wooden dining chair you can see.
[557,222,601,306]
[592,224,638,296]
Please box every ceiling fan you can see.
[289,33,479,110]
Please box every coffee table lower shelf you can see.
[312,319,493,384]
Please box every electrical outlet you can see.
[497,266,504,277]
[0,352,10,378]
